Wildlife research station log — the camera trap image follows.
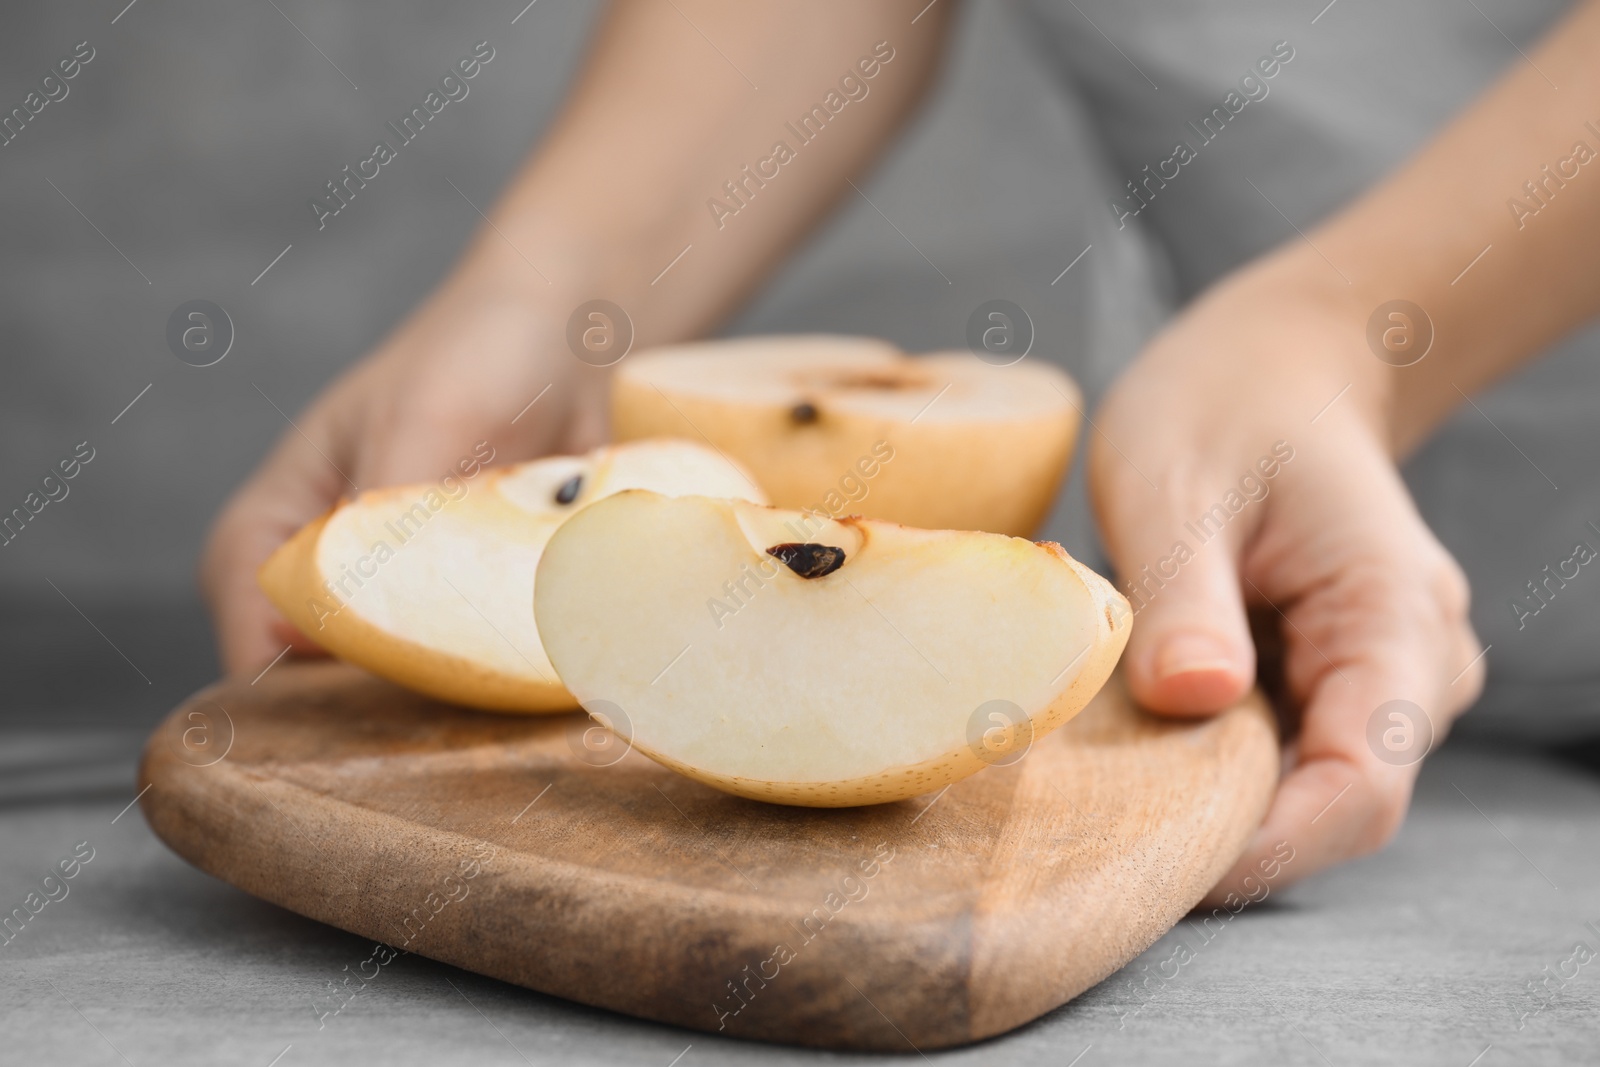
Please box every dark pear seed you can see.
[789,400,820,425]
[767,542,845,579]
[554,473,583,505]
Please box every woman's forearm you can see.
[461,0,952,345]
[1247,1,1600,454]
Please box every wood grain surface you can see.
[137,661,1278,1051]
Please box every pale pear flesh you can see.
[534,491,1132,804]
[259,440,764,713]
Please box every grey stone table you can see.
[3,721,1599,1067]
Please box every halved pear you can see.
[610,335,1082,537]
[534,491,1131,805]
[259,440,765,713]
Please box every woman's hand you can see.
[198,0,955,677]
[1085,1,1600,900]
[201,256,609,676]
[1089,254,1487,903]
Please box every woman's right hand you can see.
[201,255,611,676]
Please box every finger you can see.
[202,415,347,676]
[1197,450,1485,906]
[204,505,300,675]
[1092,480,1257,716]
[1199,747,1411,910]
[270,618,332,659]
[1198,603,1465,907]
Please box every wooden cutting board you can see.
[138,661,1277,1051]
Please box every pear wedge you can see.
[260,440,765,712]
[534,491,1131,804]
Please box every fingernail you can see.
[1155,634,1236,681]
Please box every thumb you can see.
[1102,499,1256,716]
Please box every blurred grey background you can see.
[1,0,1596,746]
